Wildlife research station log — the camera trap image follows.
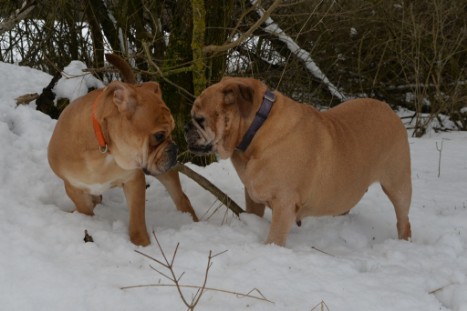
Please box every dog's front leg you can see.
[265,197,297,246]
[123,171,150,246]
[64,181,96,215]
[155,169,198,222]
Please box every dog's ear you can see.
[140,81,161,95]
[222,81,254,118]
[106,81,137,117]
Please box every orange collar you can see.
[91,92,109,153]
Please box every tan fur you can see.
[48,60,197,246]
[185,77,411,246]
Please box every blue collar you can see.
[236,89,276,151]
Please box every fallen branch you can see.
[175,163,244,217]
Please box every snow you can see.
[1,61,467,311]
[53,61,105,101]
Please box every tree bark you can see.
[85,0,120,53]
[160,0,195,160]
[191,0,206,96]
[83,0,104,72]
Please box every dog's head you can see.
[184,77,266,159]
[95,80,177,175]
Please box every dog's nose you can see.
[184,122,193,134]
[168,142,179,157]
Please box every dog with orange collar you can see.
[48,54,197,246]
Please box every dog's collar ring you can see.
[236,89,275,152]
[99,144,108,154]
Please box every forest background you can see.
[1,0,466,162]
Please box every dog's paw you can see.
[130,231,151,246]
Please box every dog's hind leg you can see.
[264,194,299,246]
[381,168,412,241]
[64,181,95,216]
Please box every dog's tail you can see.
[105,53,137,84]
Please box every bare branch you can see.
[252,0,347,101]
[134,231,224,310]
[203,0,282,55]
[135,250,168,268]
[0,0,37,35]
[121,284,275,304]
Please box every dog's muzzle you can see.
[184,121,213,155]
[167,142,179,167]
[143,141,179,176]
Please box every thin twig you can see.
[131,232,274,308]
[311,246,334,257]
[435,140,444,178]
[203,0,283,55]
[121,284,274,304]
[310,300,330,311]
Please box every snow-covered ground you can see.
[0,61,466,311]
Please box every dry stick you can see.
[175,163,244,217]
[135,232,211,310]
[310,300,330,311]
[131,232,273,308]
[436,140,444,178]
[121,283,274,304]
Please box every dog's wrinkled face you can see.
[100,81,177,175]
[185,77,260,159]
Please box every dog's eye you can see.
[153,132,166,143]
[194,116,205,128]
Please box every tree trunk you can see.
[204,0,234,84]
[85,0,120,53]
[83,0,104,73]
[160,0,194,163]
[191,0,206,96]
